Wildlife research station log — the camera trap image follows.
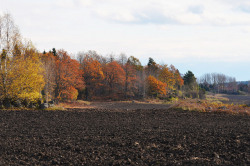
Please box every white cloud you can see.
[73,0,250,25]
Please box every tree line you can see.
[42,50,187,102]
[0,13,218,108]
[198,73,248,94]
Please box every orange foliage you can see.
[159,66,175,93]
[81,56,104,99]
[55,50,84,101]
[60,86,78,101]
[174,70,184,88]
[170,65,184,88]
[104,61,125,98]
[147,75,167,96]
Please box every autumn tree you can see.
[9,44,45,106]
[158,65,175,94]
[54,50,84,101]
[174,70,184,89]
[147,75,166,97]
[167,65,184,98]
[0,13,45,107]
[78,53,104,100]
[103,61,125,99]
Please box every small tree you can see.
[183,71,199,98]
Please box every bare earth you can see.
[79,101,174,110]
[0,102,249,165]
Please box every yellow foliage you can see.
[0,49,45,103]
[159,67,175,92]
[11,55,44,102]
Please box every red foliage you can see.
[81,56,104,100]
[104,61,125,98]
[55,50,84,101]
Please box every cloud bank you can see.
[1,0,250,80]
[72,0,250,25]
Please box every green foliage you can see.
[147,57,156,67]
[183,71,197,88]
[52,48,57,56]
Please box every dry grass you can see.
[59,100,92,109]
[50,98,250,116]
[44,105,65,111]
[174,99,250,115]
[206,94,229,102]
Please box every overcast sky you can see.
[1,0,250,81]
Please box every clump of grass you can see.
[206,94,229,103]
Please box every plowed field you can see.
[0,105,249,165]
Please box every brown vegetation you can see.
[174,99,250,115]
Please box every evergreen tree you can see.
[146,57,158,77]
[147,57,156,66]
[183,71,200,98]
[183,71,196,87]
[52,48,57,56]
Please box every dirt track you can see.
[0,105,249,165]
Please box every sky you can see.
[1,0,250,81]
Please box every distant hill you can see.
[237,81,249,85]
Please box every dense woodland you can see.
[0,13,249,108]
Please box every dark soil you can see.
[0,106,249,165]
[89,101,173,110]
